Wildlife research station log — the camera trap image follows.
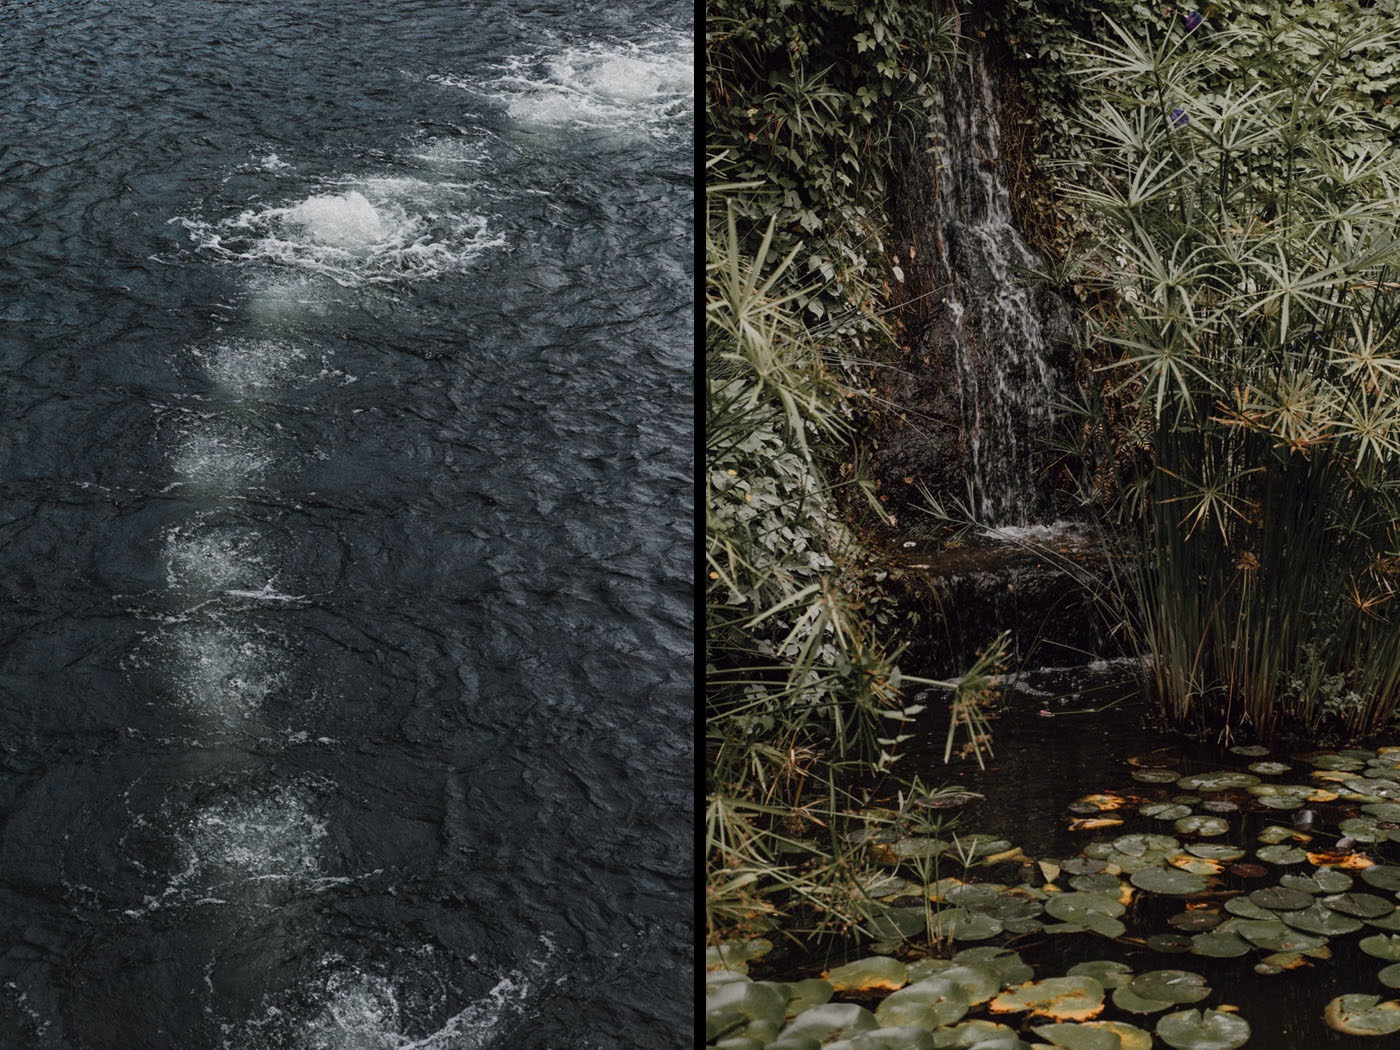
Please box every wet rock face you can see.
[874,38,1075,532]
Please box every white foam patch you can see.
[168,625,283,721]
[187,786,326,886]
[192,338,312,396]
[177,177,503,287]
[438,33,692,140]
[163,528,268,594]
[171,428,270,489]
[296,959,548,1050]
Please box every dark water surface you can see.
[0,3,692,1046]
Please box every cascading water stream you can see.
[883,39,1072,529]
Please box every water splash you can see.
[177,177,503,286]
[171,426,270,490]
[163,527,270,594]
[167,624,284,722]
[434,34,692,140]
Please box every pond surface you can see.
[738,664,1400,1047]
[0,3,691,1047]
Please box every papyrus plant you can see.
[1069,10,1400,741]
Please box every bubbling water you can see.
[177,178,502,286]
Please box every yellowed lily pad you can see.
[1324,994,1400,1035]
[824,955,908,993]
[990,976,1105,1021]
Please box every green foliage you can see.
[1064,10,1400,741]
[706,0,958,328]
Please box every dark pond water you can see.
[748,664,1400,1047]
[0,3,691,1047]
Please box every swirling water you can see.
[0,3,692,1047]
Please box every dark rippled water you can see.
[0,3,692,1046]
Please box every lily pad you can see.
[1362,866,1400,892]
[1147,933,1194,953]
[928,908,1004,941]
[1256,845,1308,865]
[1380,963,1400,988]
[1174,815,1229,837]
[1230,745,1270,756]
[1115,833,1181,857]
[928,1020,1020,1049]
[778,1003,880,1044]
[1185,843,1245,861]
[1363,803,1400,822]
[1068,960,1134,990]
[825,956,907,993]
[1131,868,1211,896]
[1133,768,1181,784]
[1313,754,1366,771]
[1169,909,1223,932]
[1323,893,1395,919]
[785,978,834,1017]
[1143,803,1192,821]
[839,1030,937,1050]
[706,980,789,1038]
[1360,934,1400,960]
[1224,897,1275,920]
[1033,1021,1151,1050]
[990,976,1105,1021]
[1250,761,1292,775]
[1189,931,1251,958]
[1130,970,1210,1004]
[933,964,1001,1006]
[1177,771,1260,791]
[1229,919,1326,952]
[1257,825,1299,845]
[952,946,1033,986]
[1111,984,1176,1015]
[1202,800,1239,814]
[1324,994,1400,1035]
[1070,873,1124,895]
[1155,1008,1251,1050]
[1249,886,1313,911]
[875,978,970,1029]
[1062,858,1110,875]
[707,939,773,974]
[1046,892,1127,923]
[1283,903,1364,936]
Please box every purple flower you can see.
[1171,106,1189,128]
[1185,10,1203,31]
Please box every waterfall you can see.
[883,39,1070,529]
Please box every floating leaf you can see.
[1143,803,1193,821]
[1323,893,1395,919]
[707,939,773,974]
[1033,1020,1151,1050]
[1133,768,1181,784]
[1229,918,1325,952]
[1256,845,1307,865]
[1131,868,1211,896]
[1249,886,1313,911]
[1070,873,1124,895]
[1063,858,1110,875]
[1147,933,1194,953]
[952,946,1033,986]
[1068,960,1134,990]
[1363,866,1400,892]
[1170,909,1223,932]
[1131,970,1210,1004]
[1224,897,1275,920]
[839,1028,938,1050]
[1177,771,1260,791]
[825,956,908,993]
[928,908,1003,941]
[1155,1007,1251,1050]
[1283,904,1364,936]
[1230,745,1270,757]
[928,1020,1019,1049]
[875,977,970,1029]
[1360,934,1400,960]
[1313,755,1366,771]
[1380,964,1400,989]
[1363,803,1400,822]
[1186,843,1245,861]
[1258,825,1300,845]
[1115,834,1181,857]
[1046,892,1127,923]
[1324,994,1400,1035]
[706,979,789,1038]
[1189,932,1251,958]
[1250,761,1292,775]
[934,964,1001,1006]
[1112,983,1176,1014]
[785,978,834,1017]
[1175,815,1229,837]
[990,977,1105,1021]
[1254,952,1309,975]
[776,1002,880,1044]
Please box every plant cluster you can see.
[1063,10,1400,740]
